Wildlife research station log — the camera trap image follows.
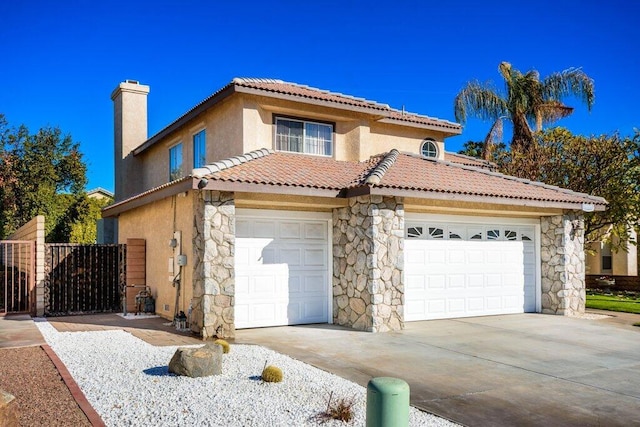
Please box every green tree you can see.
[454,62,595,156]
[69,195,113,243]
[458,140,507,163]
[457,126,639,249]
[0,114,88,241]
[502,128,639,248]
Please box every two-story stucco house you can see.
[103,78,607,339]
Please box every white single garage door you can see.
[234,209,331,329]
[405,216,538,321]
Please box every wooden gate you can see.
[0,240,35,314]
[44,244,126,316]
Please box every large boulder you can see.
[0,389,19,427]
[168,343,222,378]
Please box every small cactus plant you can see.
[261,365,283,383]
[214,339,230,354]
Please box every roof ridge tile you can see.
[365,150,400,185]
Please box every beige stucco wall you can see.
[113,82,149,201]
[367,122,446,161]
[117,191,195,320]
[585,243,602,274]
[129,91,457,193]
[586,231,638,276]
[135,97,245,192]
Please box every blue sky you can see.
[1,0,637,192]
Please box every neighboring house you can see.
[103,78,607,339]
[87,187,115,201]
[585,229,638,277]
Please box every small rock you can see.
[168,344,222,377]
[0,389,19,427]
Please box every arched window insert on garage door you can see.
[406,224,534,241]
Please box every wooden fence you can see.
[44,244,126,316]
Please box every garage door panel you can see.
[448,275,465,288]
[406,249,426,264]
[235,212,330,329]
[467,250,484,264]
[447,299,465,313]
[407,300,425,316]
[254,221,276,238]
[428,276,446,289]
[486,274,502,287]
[280,222,302,239]
[304,248,326,266]
[468,275,484,287]
[428,250,446,263]
[406,275,426,291]
[260,246,277,264]
[448,249,466,263]
[467,298,485,311]
[305,223,326,239]
[405,222,537,321]
[304,274,327,293]
[428,300,446,314]
[280,248,302,265]
[235,246,251,266]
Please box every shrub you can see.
[261,365,283,383]
[313,392,355,423]
[214,339,230,354]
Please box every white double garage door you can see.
[234,210,540,328]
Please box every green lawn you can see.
[586,294,640,314]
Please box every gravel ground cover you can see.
[0,345,91,427]
[36,319,457,426]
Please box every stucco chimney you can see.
[111,80,150,201]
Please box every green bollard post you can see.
[366,377,410,427]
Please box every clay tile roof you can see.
[202,150,374,191]
[232,78,391,112]
[200,149,606,208]
[108,149,607,217]
[444,152,497,170]
[374,153,607,206]
[233,78,461,132]
[135,78,461,155]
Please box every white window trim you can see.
[193,128,206,169]
[169,142,183,181]
[274,116,334,157]
[420,138,438,158]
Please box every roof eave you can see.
[102,179,192,217]
[368,187,608,212]
[376,117,462,135]
[233,85,392,118]
[194,178,343,199]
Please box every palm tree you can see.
[454,62,595,156]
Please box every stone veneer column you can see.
[540,211,586,316]
[191,191,235,339]
[333,195,404,332]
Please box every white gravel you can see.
[35,319,457,427]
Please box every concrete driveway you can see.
[235,313,640,426]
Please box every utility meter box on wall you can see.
[177,254,187,266]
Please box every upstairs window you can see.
[421,139,438,158]
[169,143,183,181]
[275,117,333,156]
[193,130,206,168]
